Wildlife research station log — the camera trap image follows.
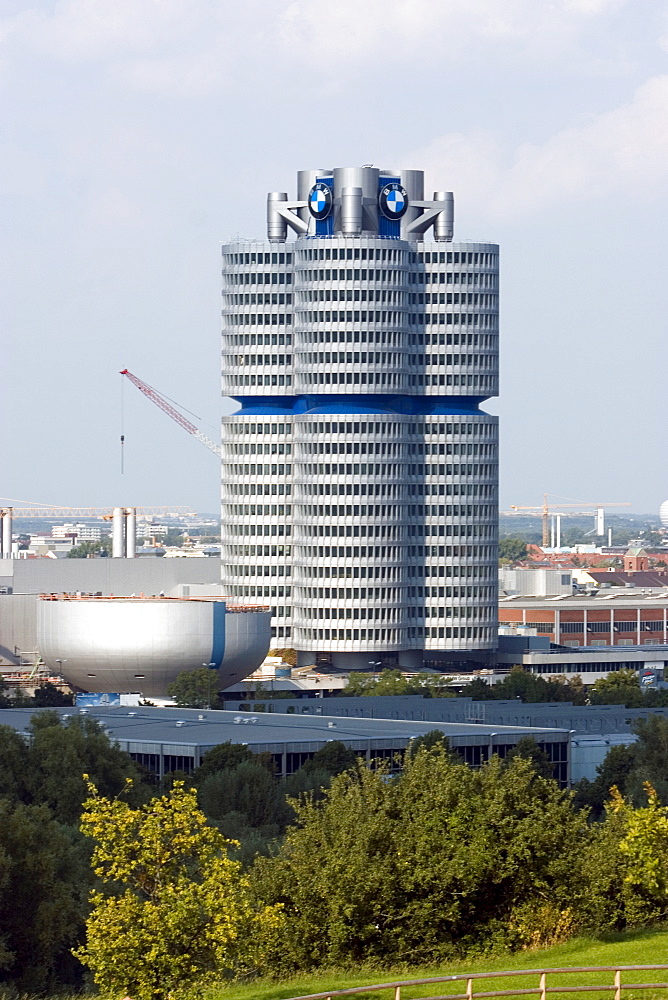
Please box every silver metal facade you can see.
[36,598,271,697]
[221,166,499,669]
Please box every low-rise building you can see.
[499,592,668,648]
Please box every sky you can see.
[2,0,667,518]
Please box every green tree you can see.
[167,667,221,708]
[499,537,528,564]
[0,801,91,993]
[303,740,358,776]
[66,538,111,558]
[624,715,668,805]
[342,669,452,698]
[0,725,31,801]
[504,736,555,781]
[0,677,12,708]
[26,713,148,825]
[589,668,644,707]
[460,666,587,705]
[341,671,375,695]
[32,682,74,707]
[609,782,668,925]
[194,741,256,783]
[74,781,281,1000]
[193,741,274,786]
[251,748,590,972]
[198,761,292,835]
[406,729,451,759]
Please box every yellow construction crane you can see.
[505,494,631,547]
[0,501,191,517]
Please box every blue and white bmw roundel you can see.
[308,182,333,220]
[379,183,408,220]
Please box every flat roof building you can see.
[0,705,569,784]
[221,165,499,672]
[499,591,668,649]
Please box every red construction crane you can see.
[120,369,221,458]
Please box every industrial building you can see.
[0,705,570,784]
[221,165,499,671]
[499,592,668,648]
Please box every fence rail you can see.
[282,965,668,1000]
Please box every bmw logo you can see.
[379,182,408,220]
[308,182,333,221]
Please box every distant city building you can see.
[136,522,169,538]
[51,523,103,541]
[220,165,499,671]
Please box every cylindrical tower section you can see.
[125,508,137,558]
[433,191,454,242]
[292,235,415,397]
[220,241,296,400]
[1,509,12,559]
[291,413,415,669]
[416,242,499,400]
[421,412,498,663]
[111,507,125,558]
[267,192,288,243]
[332,166,379,235]
[340,187,363,235]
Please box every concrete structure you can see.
[0,705,570,783]
[0,508,14,559]
[221,165,499,671]
[500,567,572,597]
[112,507,137,558]
[36,596,271,697]
[499,592,668,648]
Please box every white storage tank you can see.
[660,500,668,528]
[37,596,271,698]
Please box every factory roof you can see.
[499,592,668,606]
[0,705,569,752]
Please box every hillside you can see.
[214,927,668,1000]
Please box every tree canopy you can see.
[250,747,590,972]
[499,536,529,563]
[75,781,281,1000]
[167,667,222,708]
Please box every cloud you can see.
[408,74,668,222]
[276,0,631,68]
[0,0,633,97]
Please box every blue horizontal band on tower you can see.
[230,395,492,416]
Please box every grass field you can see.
[211,927,668,1000]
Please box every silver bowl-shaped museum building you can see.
[37,596,271,698]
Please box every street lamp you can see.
[368,660,382,684]
[201,662,216,710]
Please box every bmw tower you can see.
[220,166,498,670]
